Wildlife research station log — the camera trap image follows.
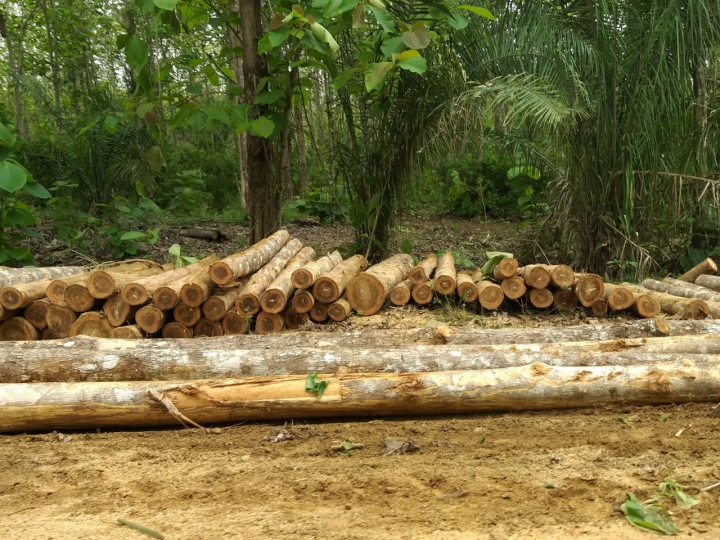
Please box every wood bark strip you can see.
[70,312,113,338]
[433,252,457,295]
[500,276,526,300]
[109,325,144,339]
[4,358,720,431]
[409,254,438,285]
[492,258,519,281]
[0,278,53,310]
[256,311,284,334]
[284,307,308,330]
[194,318,223,338]
[45,303,77,339]
[546,265,575,288]
[162,322,192,339]
[201,281,247,322]
[529,288,554,309]
[347,254,415,315]
[456,274,478,303]
[313,255,368,303]
[621,283,709,319]
[135,306,168,334]
[678,257,718,282]
[24,299,50,329]
[237,239,303,315]
[0,317,39,341]
[411,280,434,305]
[0,266,84,288]
[210,229,290,285]
[553,289,577,311]
[261,247,316,313]
[477,281,503,310]
[518,265,551,289]
[87,265,169,300]
[104,294,139,327]
[643,278,720,304]
[291,251,342,289]
[222,310,249,335]
[328,298,351,322]
[573,274,604,307]
[389,279,413,306]
[291,289,315,313]
[604,283,658,318]
[695,274,720,292]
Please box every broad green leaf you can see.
[397,56,426,74]
[254,89,285,105]
[0,121,15,147]
[395,49,420,60]
[352,3,365,28]
[0,147,11,162]
[268,26,292,47]
[507,166,541,180]
[400,240,413,254]
[402,26,431,49]
[147,146,164,173]
[325,0,357,18]
[367,0,386,10]
[116,33,130,49]
[369,6,394,32]
[120,231,148,240]
[310,23,339,53]
[257,34,272,55]
[333,68,358,91]
[125,36,149,72]
[185,83,203,94]
[0,252,7,264]
[23,182,51,199]
[203,106,230,124]
[153,0,179,10]
[168,243,181,257]
[305,371,330,398]
[6,207,36,226]
[457,5,495,20]
[250,117,275,138]
[8,247,31,261]
[136,102,153,119]
[104,115,119,133]
[365,61,394,91]
[381,36,405,58]
[447,13,468,30]
[0,160,27,193]
[620,493,681,535]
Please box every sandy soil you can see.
[2,401,719,540]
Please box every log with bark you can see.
[46,262,158,303]
[24,299,49,329]
[87,263,171,300]
[500,276,526,300]
[0,265,84,288]
[237,239,303,315]
[603,283,659,318]
[553,289,577,311]
[104,294,139,327]
[518,265,551,289]
[70,312,113,338]
[433,252,457,295]
[411,280,434,305]
[178,227,228,241]
[135,306,168,334]
[529,289,554,309]
[162,322,192,339]
[643,278,720,305]
[662,277,716,293]
[409,254,438,285]
[180,270,218,308]
[328,298,351,322]
[347,254,415,315]
[492,258,519,281]
[291,289,315,313]
[456,273,478,303]
[678,257,718,283]
[210,229,290,286]
[695,274,720,292]
[389,279,413,306]
[45,303,78,338]
[573,274,604,307]
[284,307,308,330]
[260,247,316,313]
[590,299,608,317]
[600,284,634,311]
[152,267,213,311]
[309,302,330,322]
[313,255,369,303]
[222,310,249,335]
[4,357,720,431]
[0,317,40,341]
[173,303,202,328]
[194,318,223,338]
[621,283,709,319]
[546,265,575,288]
[290,251,342,289]
[109,325,144,339]
[0,279,54,310]
[64,284,102,313]
[477,281,504,310]
[201,281,247,322]
[256,311,284,334]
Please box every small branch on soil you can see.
[148,388,206,433]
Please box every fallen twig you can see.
[148,389,206,433]
[117,518,164,539]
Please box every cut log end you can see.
[136,306,166,334]
[529,288,554,309]
[520,265,551,289]
[46,304,77,339]
[653,318,670,335]
[109,325,144,339]
[173,303,202,327]
[210,261,234,286]
[456,277,479,303]
[310,302,330,322]
[434,276,456,296]
[64,284,97,312]
[291,269,314,289]
[478,281,503,310]
[347,274,385,315]
[328,298,351,322]
[42,327,58,340]
[389,280,413,306]
[553,289,578,311]
[237,295,261,317]
[104,295,136,327]
[292,289,315,313]
[180,284,205,307]
[678,257,718,282]
[683,300,709,320]
[284,307,308,330]
[202,296,229,322]
[501,276,526,300]
[590,299,608,317]
[194,318,223,338]
[260,289,287,314]
[46,281,69,303]
[256,311,284,334]
[493,258,519,280]
[575,275,604,307]
[411,281,434,305]
[70,313,113,338]
[0,317,40,341]
[162,322,193,339]
[122,284,150,306]
[153,287,178,311]
[24,300,49,329]
[549,265,575,288]
[606,287,634,311]
[313,278,340,304]
[409,254,438,285]
[222,311,249,335]
[0,288,23,310]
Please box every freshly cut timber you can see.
[104,294,139,327]
[601,284,634,311]
[135,306,168,334]
[0,265,84,288]
[173,303,202,327]
[553,289,577,311]
[24,299,50,329]
[0,305,16,323]
[642,278,720,305]
[291,289,315,313]
[87,264,170,299]
[347,254,414,316]
[122,255,218,306]
[328,298,351,322]
[45,303,77,338]
[291,251,342,289]
[518,265,551,289]
[162,322,192,339]
[663,277,716,292]
[573,274,604,307]
[256,311,284,334]
[109,325,144,339]
[0,278,53,310]
[309,302,330,322]
[408,254,438,285]
[222,310,248,335]
[546,265,575,288]
[695,274,720,292]
[678,257,717,283]
[237,239,304,315]
[590,299,608,317]
[41,327,58,340]
[64,284,101,313]
[456,274,478,302]
[477,281,503,310]
[0,317,39,341]
[603,283,658,317]
[493,258,519,280]
[433,251,457,295]
[46,262,157,303]
[5,357,720,431]
[194,318,223,338]
[70,312,113,338]
[411,280,434,305]
[261,247,316,313]
[154,266,217,311]
[529,289,554,309]
[180,270,218,308]
[284,307,308,330]
[500,276,526,300]
[210,229,290,286]
[389,279,413,306]
[201,281,247,322]
[622,283,708,319]
[313,255,369,303]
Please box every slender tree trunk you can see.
[279,103,293,200]
[0,10,25,139]
[295,104,308,197]
[240,0,280,243]
[229,0,248,208]
[40,0,61,112]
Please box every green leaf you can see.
[0,121,16,147]
[8,247,31,262]
[369,6,394,32]
[309,22,339,53]
[153,0,179,10]
[381,36,405,58]
[365,61,394,92]
[620,493,681,535]
[254,89,285,105]
[146,146,164,173]
[447,13,468,30]
[0,160,27,193]
[203,106,230,124]
[397,56,426,74]
[250,117,275,138]
[104,115,119,134]
[185,83,203,94]
[457,5,495,20]
[333,68,358,91]
[125,36,149,72]
[305,371,330,398]
[507,166,541,180]
[268,26,292,48]
[168,244,181,257]
[400,239,413,254]
[5,207,36,226]
[136,102,153,119]
[402,26,431,49]
[367,0,386,10]
[352,3,365,28]
[120,231,148,241]
[23,182,51,199]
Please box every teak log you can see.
[194,318,223,338]
[492,258,519,281]
[0,278,53,310]
[500,276,526,300]
[309,302,330,322]
[389,279,413,306]
[256,311,284,334]
[24,299,50,329]
[604,283,658,318]
[411,280,434,305]
[313,255,369,303]
[162,322,192,339]
[695,274,720,292]
[154,267,213,310]
[518,265,551,289]
[0,305,17,323]
[546,265,575,288]
[122,255,218,306]
[210,229,290,286]
[433,252,457,295]
[291,289,315,313]
[237,239,303,315]
[173,303,202,327]
[291,251,342,289]
[180,270,217,308]
[41,328,58,340]
[0,265,84,288]
[590,299,608,317]
[662,277,716,293]
[201,281,247,322]
[64,284,101,313]
[70,312,113,338]
[4,358,720,431]
[87,264,169,299]
[135,306,168,334]
[261,247,316,313]
[284,307,308,329]
[529,288,553,309]
[643,278,720,306]
[45,303,77,338]
[553,289,577,311]
[104,294,139,327]
[573,274,604,307]
[328,298,351,322]
[601,283,634,311]
[456,274,478,303]
[0,317,39,341]
[46,262,157,303]
[109,325,144,339]
[621,283,708,319]
[409,254,438,285]
[178,227,227,241]
[477,281,503,310]
[222,310,248,335]
[347,254,415,315]
[678,257,718,283]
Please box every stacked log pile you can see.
[0,235,717,341]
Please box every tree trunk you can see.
[433,252,457,295]
[279,101,293,200]
[493,258,518,280]
[411,280,433,305]
[389,279,413,306]
[210,230,289,285]
[678,258,717,283]
[5,357,720,431]
[695,274,720,292]
[202,282,246,322]
[456,273,478,302]
[0,9,25,139]
[409,254,438,285]
[260,247,316,313]
[621,283,709,319]
[240,0,280,243]
[229,0,248,207]
[313,255,369,303]
[347,254,414,315]
[294,100,308,197]
[518,265,551,289]
[328,297,351,322]
[40,0,61,111]
[0,266,84,289]
[500,276,526,300]
[291,251,342,289]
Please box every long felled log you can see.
[291,289,315,313]
[695,274,720,292]
[0,317,39,341]
[409,254,438,285]
[433,252,457,295]
[0,279,53,310]
[622,282,709,319]
[123,256,218,306]
[178,227,227,241]
[4,357,720,431]
[389,279,413,306]
[347,254,415,315]
[493,258,519,281]
[201,281,247,322]
[87,264,171,300]
[678,257,718,283]
[237,239,303,315]
[0,265,84,288]
[261,247,316,313]
[313,255,369,303]
[210,229,290,286]
[573,274,604,307]
[643,278,720,307]
[291,251,342,290]
[46,262,158,303]
[604,283,658,318]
